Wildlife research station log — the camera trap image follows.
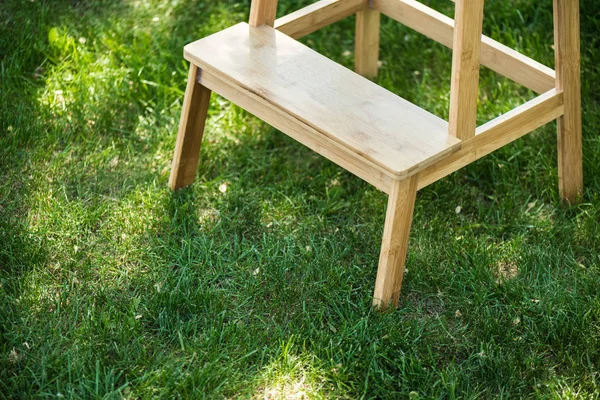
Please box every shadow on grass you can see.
[1,0,600,397]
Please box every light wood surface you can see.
[249,0,279,27]
[355,7,381,79]
[372,0,555,94]
[448,0,484,140]
[275,0,366,39]
[554,0,583,204]
[418,89,564,189]
[373,175,418,309]
[169,64,211,190]
[184,23,461,179]
[199,69,394,192]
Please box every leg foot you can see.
[169,64,212,190]
[373,175,418,310]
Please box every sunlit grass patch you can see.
[1,0,599,398]
[252,338,342,399]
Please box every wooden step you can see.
[184,23,461,180]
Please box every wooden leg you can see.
[355,7,380,79]
[554,0,583,204]
[373,175,418,310]
[249,0,278,27]
[169,64,212,190]
[448,0,485,140]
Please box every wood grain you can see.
[373,175,418,310]
[169,64,211,190]
[184,23,461,179]
[448,0,484,140]
[275,0,366,39]
[372,0,555,94]
[249,0,279,27]
[355,7,381,79]
[199,69,394,192]
[554,0,583,204]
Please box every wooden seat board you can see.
[184,22,461,178]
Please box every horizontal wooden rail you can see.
[372,0,555,94]
[275,0,367,39]
[418,89,564,189]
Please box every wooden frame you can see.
[170,0,582,310]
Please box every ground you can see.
[1,0,600,398]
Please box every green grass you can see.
[1,0,599,398]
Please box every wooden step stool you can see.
[169,0,582,309]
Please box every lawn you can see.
[1,0,599,398]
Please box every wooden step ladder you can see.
[169,0,582,310]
